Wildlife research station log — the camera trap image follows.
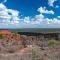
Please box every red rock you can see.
[0,30,12,34]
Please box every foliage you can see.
[32,48,40,60]
[11,33,17,37]
[0,34,4,39]
[48,39,59,46]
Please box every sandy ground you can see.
[0,46,60,60]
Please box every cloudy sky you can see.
[0,0,60,28]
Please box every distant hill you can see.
[0,28,60,33]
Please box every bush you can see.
[48,39,58,46]
[0,34,3,39]
[32,48,44,60]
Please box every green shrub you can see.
[32,48,40,58]
[0,34,3,39]
[32,48,42,60]
[48,39,58,46]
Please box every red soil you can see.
[0,30,12,34]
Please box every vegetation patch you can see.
[48,39,59,46]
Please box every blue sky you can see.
[0,0,60,28]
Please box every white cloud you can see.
[24,16,30,24]
[38,7,54,14]
[55,5,59,8]
[3,0,7,3]
[35,14,44,19]
[0,3,20,25]
[48,0,57,7]
[0,3,60,28]
[10,20,19,25]
[57,16,60,18]
[8,9,19,17]
[33,14,44,24]
[30,13,60,26]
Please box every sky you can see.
[0,0,60,28]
